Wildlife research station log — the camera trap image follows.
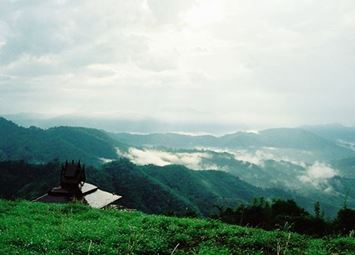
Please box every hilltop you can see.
[0,117,122,165]
[0,200,354,255]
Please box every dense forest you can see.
[0,159,274,216]
[215,198,355,237]
[0,159,353,237]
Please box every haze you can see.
[1,0,355,130]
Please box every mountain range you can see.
[0,116,354,216]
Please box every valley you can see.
[1,117,355,217]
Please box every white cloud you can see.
[197,146,308,167]
[99,157,114,164]
[1,0,355,127]
[233,149,276,166]
[299,162,338,190]
[120,147,218,170]
[337,139,355,151]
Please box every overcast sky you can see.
[1,0,355,129]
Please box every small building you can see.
[35,161,121,208]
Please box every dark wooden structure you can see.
[35,161,121,208]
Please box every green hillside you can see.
[0,200,353,255]
[0,116,353,217]
[0,159,320,217]
[0,117,121,165]
[0,160,269,216]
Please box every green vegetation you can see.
[0,200,354,255]
[215,198,355,237]
[1,116,355,216]
[0,159,312,217]
[1,159,352,221]
[0,117,121,165]
[103,159,267,216]
[1,159,353,238]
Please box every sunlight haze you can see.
[1,0,355,129]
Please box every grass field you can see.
[0,200,354,255]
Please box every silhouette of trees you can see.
[314,201,321,218]
[215,198,354,237]
[334,207,355,235]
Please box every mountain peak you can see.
[0,117,18,128]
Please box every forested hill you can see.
[1,116,353,216]
[0,159,323,217]
[0,117,122,165]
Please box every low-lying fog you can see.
[118,146,341,194]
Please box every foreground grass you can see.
[0,200,354,255]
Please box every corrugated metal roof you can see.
[34,182,121,209]
[84,189,122,209]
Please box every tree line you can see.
[1,159,354,237]
[213,197,354,237]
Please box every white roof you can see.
[84,187,122,208]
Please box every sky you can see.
[1,0,355,130]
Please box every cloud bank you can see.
[1,0,355,127]
[299,162,338,191]
[121,147,218,170]
[198,146,308,167]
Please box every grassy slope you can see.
[0,201,354,255]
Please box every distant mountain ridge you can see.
[1,116,354,216]
[303,124,355,144]
[0,117,121,165]
[111,127,354,161]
